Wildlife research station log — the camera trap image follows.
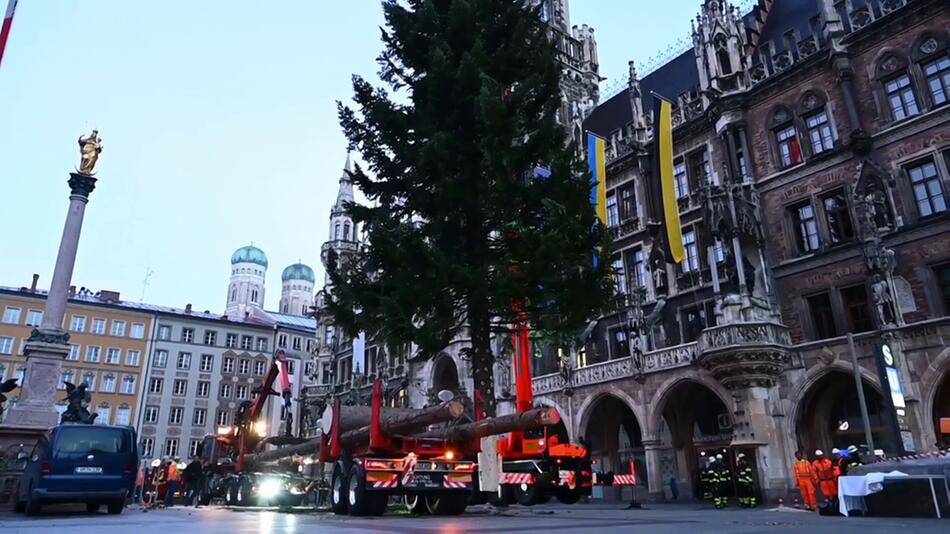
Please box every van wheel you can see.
[86,502,100,513]
[107,499,124,515]
[330,463,349,515]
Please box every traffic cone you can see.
[794,496,801,509]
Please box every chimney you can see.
[185,303,192,314]
[30,274,39,292]
[99,290,121,303]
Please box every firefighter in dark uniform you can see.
[844,445,864,472]
[700,457,715,501]
[712,454,730,509]
[735,453,756,507]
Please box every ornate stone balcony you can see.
[698,319,792,389]
[532,342,698,395]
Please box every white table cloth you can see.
[838,471,909,516]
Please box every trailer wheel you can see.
[425,491,469,515]
[346,464,387,516]
[225,479,237,506]
[556,487,581,504]
[405,494,429,515]
[513,483,542,506]
[489,484,514,507]
[330,463,349,515]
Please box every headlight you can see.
[258,479,281,498]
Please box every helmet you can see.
[715,454,723,460]
[847,445,858,453]
[815,449,824,456]
[737,453,745,460]
[831,448,840,454]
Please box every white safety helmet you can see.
[715,454,723,460]
[831,448,840,454]
[815,449,824,456]
[737,453,745,460]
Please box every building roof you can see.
[231,245,268,268]
[263,310,317,331]
[584,0,822,139]
[584,49,700,138]
[281,263,315,283]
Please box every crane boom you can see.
[232,349,293,471]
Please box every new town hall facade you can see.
[305,0,950,503]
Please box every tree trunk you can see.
[322,400,464,438]
[415,407,560,442]
[468,296,497,418]
[243,438,321,466]
[320,404,414,434]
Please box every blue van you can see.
[15,424,139,515]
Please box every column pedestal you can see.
[4,341,69,429]
[642,439,665,502]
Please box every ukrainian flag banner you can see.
[652,95,685,264]
[587,132,607,226]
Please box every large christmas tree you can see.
[329,0,611,417]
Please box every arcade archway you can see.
[795,370,895,454]
[582,394,644,500]
[932,372,950,448]
[655,380,733,499]
[431,355,461,397]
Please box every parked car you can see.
[15,423,139,515]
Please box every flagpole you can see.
[0,0,18,68]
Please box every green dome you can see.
[231,245,268,268]
[282,263,315,283]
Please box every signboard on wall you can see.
[876,342,912,455]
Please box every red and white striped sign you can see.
[0,0,17,67]
[501,472,534,485]
[613,474,637,485]
[372,477,398,489]
[444,480,468,489]
[400,453,418,486]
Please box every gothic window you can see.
[673,159,689,198]
[681,230,700,272]
[805,292,837,340]
[820,189,855,244]
[612,256,626,295]
[884,73,919,120]
[251,289,258,303]
[626,247,646,288]
[790,201,820,254]
[912,34,950,108]
[344,221,351,240]
[805,111,834,155]
[620,186,636,220]
[840,285,873,333]
[230,285,236,302]
[714,34,732,76]
[905,157,947,218]
[769,107,802,168]
[334,222,341,240]
[606,193,619,227]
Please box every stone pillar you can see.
[5,173,97,429]
[730,385,793,503]
[642,438,665,502]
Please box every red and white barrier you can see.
[372,477,398,489]
[613,474,637,485]
[501,472,534,485]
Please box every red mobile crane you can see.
[488,307,638,505]
[197,349,307,506]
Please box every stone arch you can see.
[576,387,644,441]
[576,390,646,502]
[787,362,894,455]
[921,347,950,448]
[647,374,733,438]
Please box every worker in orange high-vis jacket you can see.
[792,450,818,511]
[812,449,837,505]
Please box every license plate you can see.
[75,466,103,474]
[408,473,441,488]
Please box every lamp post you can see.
[5,131,102,428]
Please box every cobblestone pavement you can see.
[1,501,946,533]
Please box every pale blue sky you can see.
[0,1,703,314]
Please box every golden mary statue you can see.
[77,129,103,175]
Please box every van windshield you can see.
[54,427,129,454]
